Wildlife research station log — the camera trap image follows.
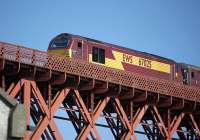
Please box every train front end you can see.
[47,33,72,58]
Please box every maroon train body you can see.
[47,33,200,88]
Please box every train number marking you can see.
[139,58,152,68]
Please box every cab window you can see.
[92,47,105,64]
[78,42,82,48]
[51,36,69,48]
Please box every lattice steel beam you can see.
[3,78,200,140]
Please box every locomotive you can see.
[47,33,200,87]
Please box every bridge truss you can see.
[0,42,200,140]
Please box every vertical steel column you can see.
[48,83,51,118]
[23,81,31,140]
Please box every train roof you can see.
[55,33,175,63]
[180,63,200,71]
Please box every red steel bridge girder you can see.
[1,42,200,102]
[2,78,200,140]
[0,42,200,139]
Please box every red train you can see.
[47,33,200,87]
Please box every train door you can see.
[181,67,189,85]
[73,40,88,60]
[80,40,88,60]
[77,40,83,59]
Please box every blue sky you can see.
[1,0,200,66]
[1,0,200,139]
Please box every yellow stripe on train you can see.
[89,50,171,74]
[48,49,72,58]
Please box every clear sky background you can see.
[0,0,200,139]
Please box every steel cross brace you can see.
[7,79,200,140]
[169,112,185,139]
[141,120,154,140]
[189,113,200,137]
[130,105,169,140]
[30,81,69,140]
[74,90,110,140]
[150,106,169,139]
[62,102,83,134]
[30,100,52,140]
[8,79,70,140]
[131,105,149,140]
[112,98,133,140]
[103,111,119,139]
[70,90,101,140]
[169,113,200,139]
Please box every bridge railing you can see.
[0,42,200,102]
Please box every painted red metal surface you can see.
[0,42,200,140]
[0,42,200,102]
[4,79,200,140]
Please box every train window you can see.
[191,72,195,78]
[78,42,82,48]
[92,47,105,64]
[92,47,99,62]
[51,36,69,48]
[99,49,105,64]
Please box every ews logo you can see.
[123,54,133,64]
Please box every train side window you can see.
[191,72,195,78]
[92,47,99,62]
[78,42,82,48]
[99,49,105,64]
[92,47,105,64]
